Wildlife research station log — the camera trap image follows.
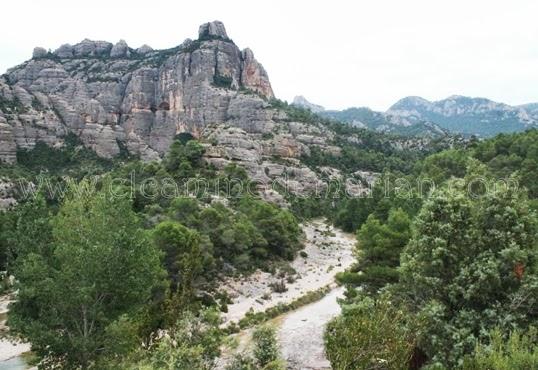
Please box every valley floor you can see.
[0,220,356,370]
[217,220,356,370]
[220,220,355,325]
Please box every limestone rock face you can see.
[0,21,277,161]
[0,120,17,164]
[136,44,153,54]
[240,48,274,98]
[0,21,340,195]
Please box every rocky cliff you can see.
[0,21,278,162]
[0,21,346,194]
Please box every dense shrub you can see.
[325,296,416,370]
[461,328,538,370]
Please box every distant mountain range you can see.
[292,95,538,138]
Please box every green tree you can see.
[226,325,285,370]
[417,149,468,184]
[8,181,164,368]
[399,182,538,367]
[153,221,204,300]
[239,198,301,260]
[167,196,201,228]
[334,197,374,233]
[338,208,411,296]
[164,139,205,176]
[0,210,15,270]
[3,192,53,271]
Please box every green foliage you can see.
[252,325,281,367]
[31,96,44,110]
[334,197,375,232]
[462,328,538,370]
[337,208,410,297]
[0,94,27,113]
[0,210,15,270]
[399,180,538,367]
[327,130,538,369]
[153,221,205,298]
[164,139,205,178]
[8,181,164,368]
[213,73,233,89]
[139,309,223,370]
[166,196,300,271]
[226,354,257,370]
[16,133,114,178]
[415,149,469,183]
[1,192,53,272]
[324,295,415,370]
[236,286,331,329]
[472,129,538,198]
[226,325,285,370]
[238,198,301,260]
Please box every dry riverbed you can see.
[217,220,355,369]
[0,294,32,370]
[220,219,355,325]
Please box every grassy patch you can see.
[226,285,333,331]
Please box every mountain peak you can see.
[387,95,538,137]
[198,20,229,40]
[292,96,325,113]
[445,94,466,100]
[388,96,431,111]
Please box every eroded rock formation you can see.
[0,21,339,195]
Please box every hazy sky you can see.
[1,0,537,111]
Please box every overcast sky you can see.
[1,0,537,111]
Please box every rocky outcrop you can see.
[240,49,274,98]
[198,21,229,40]
[292,96,325,113]
[110,40,130,58]
[0,180,17,210]
[32,47,48,59]
[136,44,153,54]
[0,21,342,195]
[0,21,279,162]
